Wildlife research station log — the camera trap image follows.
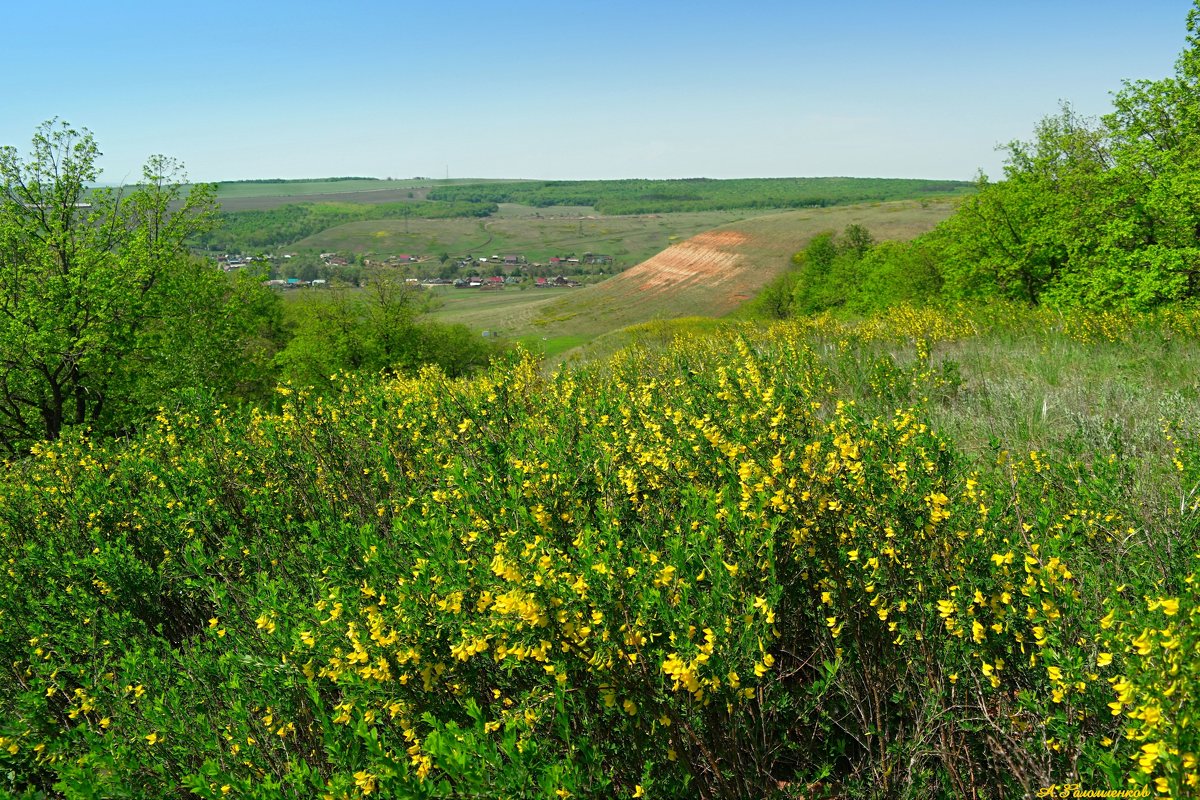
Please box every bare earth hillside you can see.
[631,231,749,296]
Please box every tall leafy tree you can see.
[936,107,1111,305]
[0,120,278,452]
[934,1,1200,309]
[1088,1,1200,307]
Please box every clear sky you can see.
[1,1,1193,183]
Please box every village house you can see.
[535,276,580,288]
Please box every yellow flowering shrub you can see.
[0,312,1196,798]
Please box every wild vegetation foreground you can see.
[1,306,1198,798]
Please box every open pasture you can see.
[423,286,557,337]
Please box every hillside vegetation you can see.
[515,199,960,343]
[2,307,1198,798]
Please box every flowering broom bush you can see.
[0,310,1197,798]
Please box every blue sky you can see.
[1,1,1193,183]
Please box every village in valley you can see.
[219,249,612,291]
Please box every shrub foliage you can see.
[1,310,1197,798]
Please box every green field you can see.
[214,179,425,198]
[427,176,974,214]
[423,286,557,336]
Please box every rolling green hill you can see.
[210,178,533,212]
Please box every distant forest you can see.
[428,177,973,215]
